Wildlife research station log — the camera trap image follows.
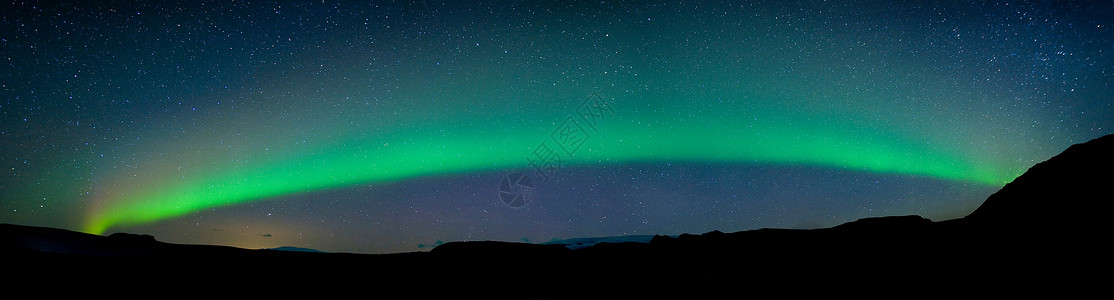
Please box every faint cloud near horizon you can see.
[417,240,444,249]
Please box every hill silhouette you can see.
[3,134,1111,297]
[965,134,1113,232]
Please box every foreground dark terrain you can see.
[4,134,1111,297]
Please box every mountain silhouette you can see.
[3,134,1111,297]
[964,134,1113,233]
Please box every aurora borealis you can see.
[3,1,1112,254]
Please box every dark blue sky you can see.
[2,1,1111,254]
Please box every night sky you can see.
[2,0,1112,254]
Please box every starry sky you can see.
[2,0,1112,254]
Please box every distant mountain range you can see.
[264,246,327,253]
[3,134,1111,297]
[542,234,661,249]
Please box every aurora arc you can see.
[82,93,1016,235]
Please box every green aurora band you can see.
[82,92,1018,235]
